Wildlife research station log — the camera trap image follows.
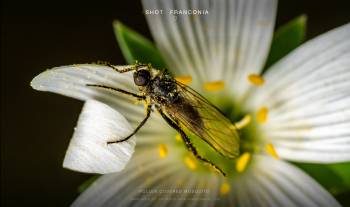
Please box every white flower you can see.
[31,0,350,206]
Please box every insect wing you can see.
[165,82,240,159]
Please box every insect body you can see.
[87,63,240,176]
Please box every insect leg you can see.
[158,109,226,176]
[86,84,146,100]
[105,62,148,73]
[107,104,152,144]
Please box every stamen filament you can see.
[234,114,252,130]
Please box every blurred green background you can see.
[1,0,350,206]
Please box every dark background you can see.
[1,0,350,206]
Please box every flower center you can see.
[158,74,279,177]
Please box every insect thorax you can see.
[147,74,179,104]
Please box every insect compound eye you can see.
[134,69,151,86]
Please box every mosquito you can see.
[87,63,240,176]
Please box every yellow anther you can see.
[203,81,225,91]
[175,76,192,85]
[184,155,197,170]
[265,143,279,159]
[233,114,252,130]
[236,152,251,173]
[220,182,231,195]
[257,107,268,124]
[248,74,265,86]
[158,144,168,158]
[175,134,182,142]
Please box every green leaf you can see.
[78,175,100,193]
[263,15,307,72]
[113,21,167,69]
[294,162,350,196]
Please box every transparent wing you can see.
[162,82,240,159]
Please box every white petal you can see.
[63,100,136,174]
[31,64,166,131]
[235,156,340,207]
[71,148,340,207]
[71,147,189,207]
[142,0,277,98]
[247,24,350,162]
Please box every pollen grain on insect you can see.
[133,100,142,105]
[159,144,168,158]
[248,74,265,86]
[265,143,279,159]
[203,81,225,91]
[175,76,193,85]
[220,182,231,195]
[257,107,269,124]
[143,104,149,115]
[236,152,251,173]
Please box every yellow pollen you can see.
[236,152,251,173]
[257,107,269,124]
[265,143,279,159]
[248,74,265,86]
[175,76,192,85]
[233,114,252,130]
[175,134,182,142]
[133,100,142,105]
[220,182,231,195]
[158,144,168,158]
[143,102,150,115]
[203,81,225,91]
[184,155,197,170]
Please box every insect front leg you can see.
[86,84,146,100]
[101,62,148,73]
[157,109,226,177]
[107,104,152,144]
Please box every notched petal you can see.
[63,100,136,174]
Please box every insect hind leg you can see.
[158,109,226,176]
